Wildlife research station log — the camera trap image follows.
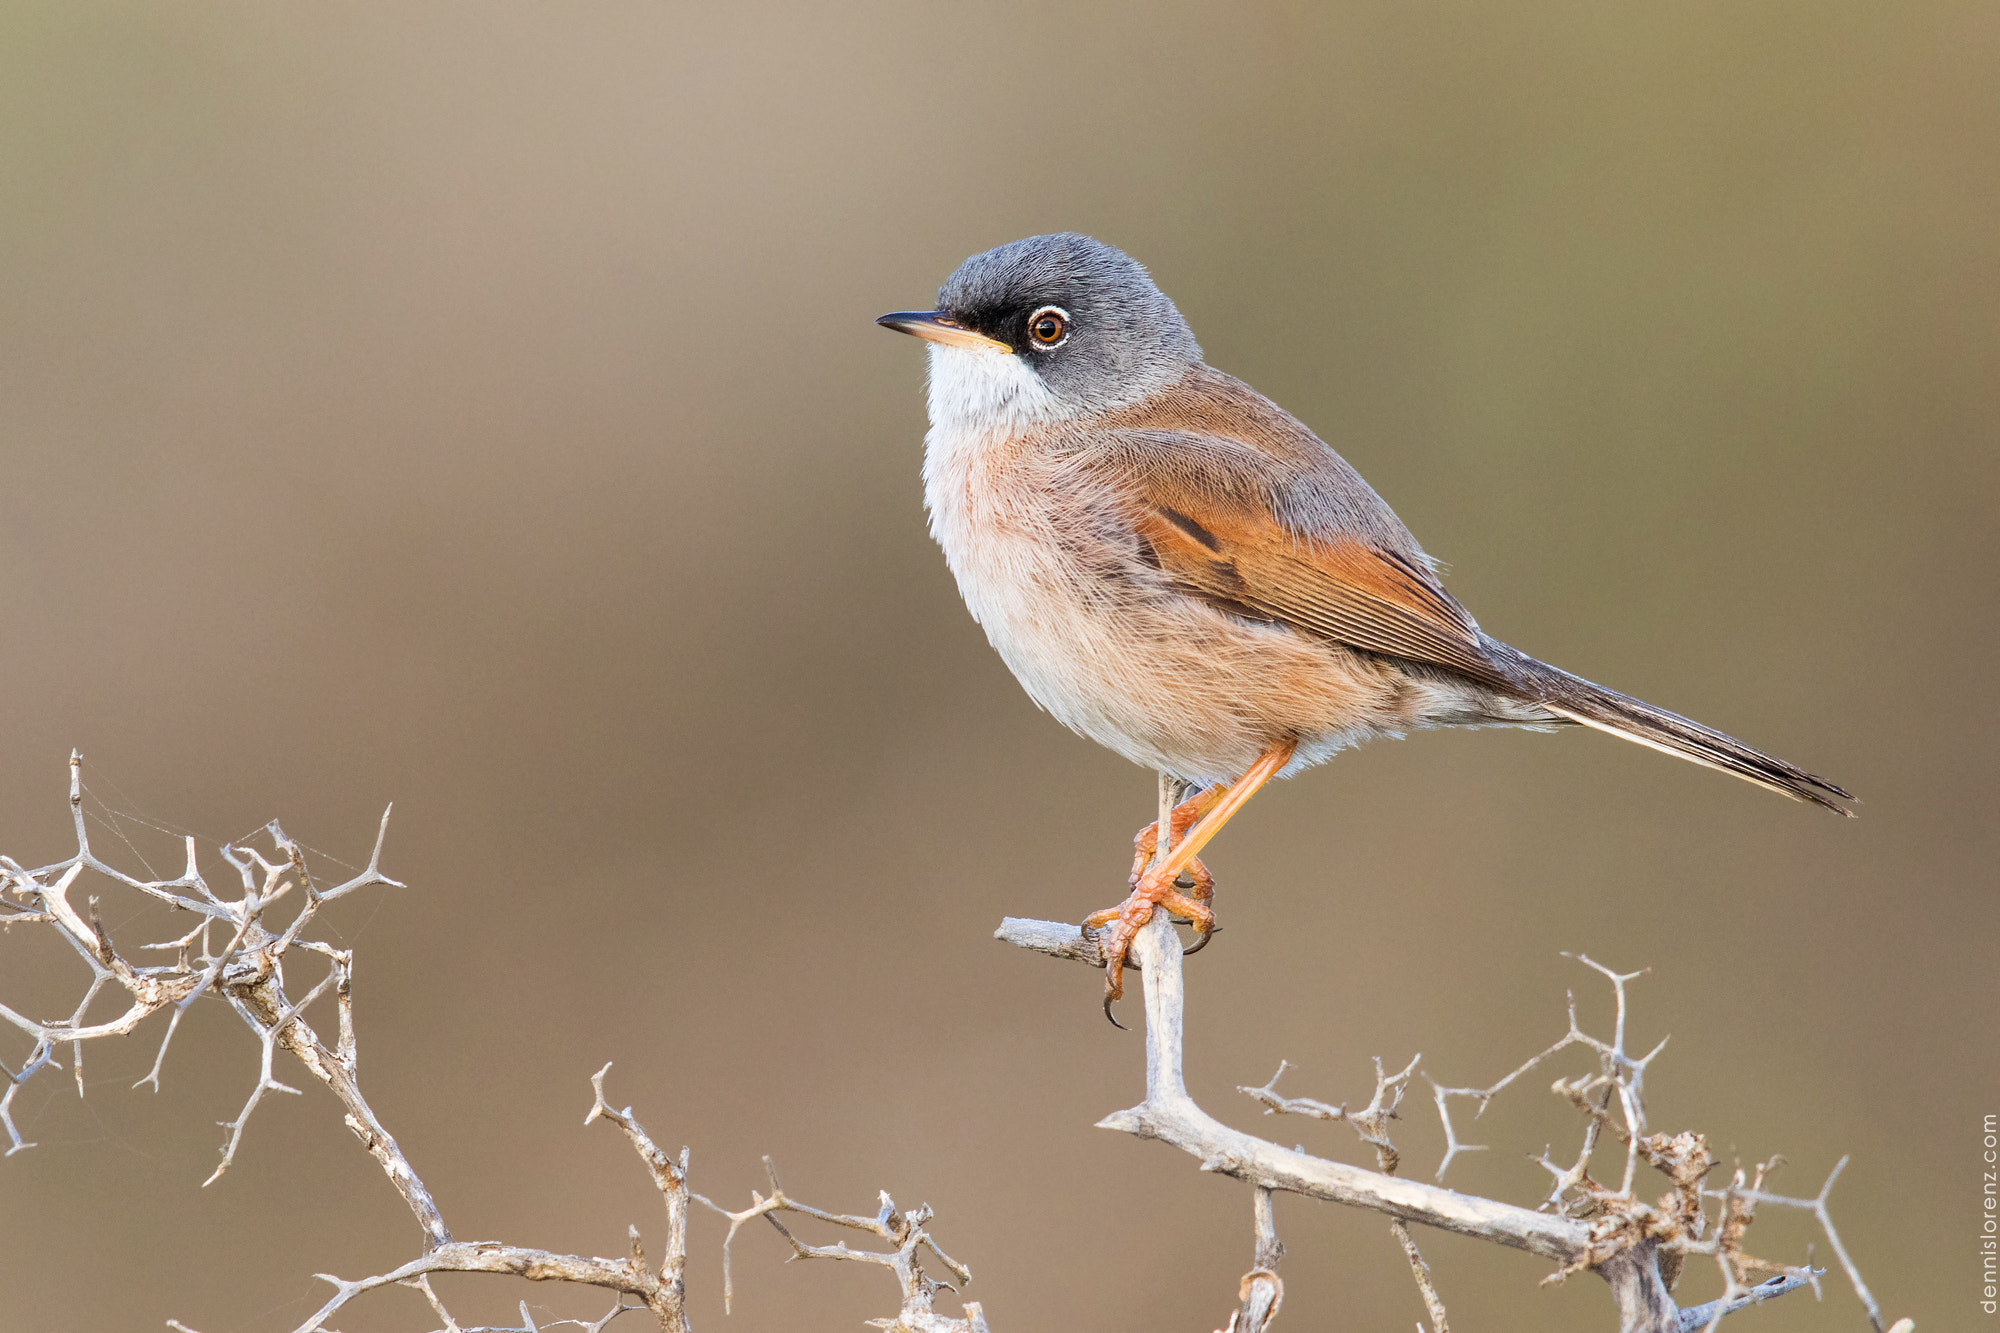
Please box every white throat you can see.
[924,343,1063,435]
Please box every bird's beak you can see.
[875,310,1012,353]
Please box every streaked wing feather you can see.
[1100,433,1509,687]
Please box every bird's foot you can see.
[1084,865,1216,1021]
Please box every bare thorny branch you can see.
[0,754,431,1235]
[1,758,988,1333]
[995,911,1906,1333]
[1419,954,1887,1332]
[689,1153,985,1333]
[1241,1055,1446,1330]
[2,757,1905,1333]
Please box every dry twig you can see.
[996,914,1900,1332]
[1,757,1900,1332]
[1,758,987,1333]
[691,1157,984,1333]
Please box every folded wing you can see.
[1085,428,1512,689]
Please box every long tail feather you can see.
[1500,649,1855,815]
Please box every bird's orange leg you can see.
[1086,741,1297,1013]
[1126,783,1227,920]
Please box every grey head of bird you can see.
[879,232,1204,425]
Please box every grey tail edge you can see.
[1488,640,1856,816]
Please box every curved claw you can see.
[1181,923,1220,956]
[1102,995,1128,1030]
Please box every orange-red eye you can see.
[1027,306,1069,347]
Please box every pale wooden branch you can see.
[4,759,990,1333]
[690,1157,983,1333]
[582,1061,692,1328]
[1693,1156,1884,1332]
[5,759,1895,1332]
[0,756,442,1246]
[242,1066,993,1333]
[1241,1055,1449,1329]
[1392,1216,1450,1333]
[1214,1187,1284,1333]
[1675,1272,1817,1331]
[998,916,1585,1257]
[994,913,1880,1332]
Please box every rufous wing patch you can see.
[1131,494,1504,687]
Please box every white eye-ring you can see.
[1026,305,1071,350]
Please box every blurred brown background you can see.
[1,3,1993,1330]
